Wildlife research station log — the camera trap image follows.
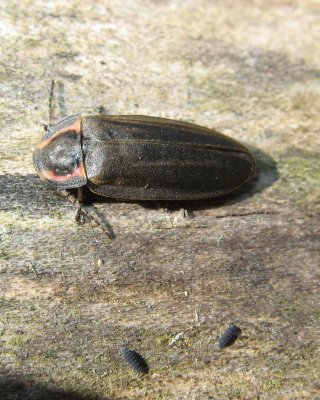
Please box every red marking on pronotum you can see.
[40,163,86,182]
[36,118,82,150]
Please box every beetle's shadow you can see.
[0,147,277,224]
[0,372,112,400]
[83,146,278,212]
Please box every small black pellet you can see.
[218,324,242,348]
[121,347,149,374]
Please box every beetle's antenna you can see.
[43,80,56,131]
[48,79,67,125]
[49,79,55,124]
[57,81,67,118]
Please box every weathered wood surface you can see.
[0,1,319,399]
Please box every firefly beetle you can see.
[33,114,255,202]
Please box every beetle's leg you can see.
[85,208,114,239]
[181,207,189,219]
[97,105,106,115]
[155,201,189,219]
[75,187,85,224]
[57,189,114,239]
[57,189,85,223]
[171,202,189,219]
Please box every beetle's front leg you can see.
[75,187,86,224]
[56,189,114,239]
[57,189,86,223]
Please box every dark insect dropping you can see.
[218,324,242,349]
[121,347,149,374]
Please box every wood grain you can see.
[1,1,319,398]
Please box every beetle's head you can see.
[33,115,87,189]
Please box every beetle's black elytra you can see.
[34,114,255,201]
[218,324,242,349]
[121,347,149,374]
